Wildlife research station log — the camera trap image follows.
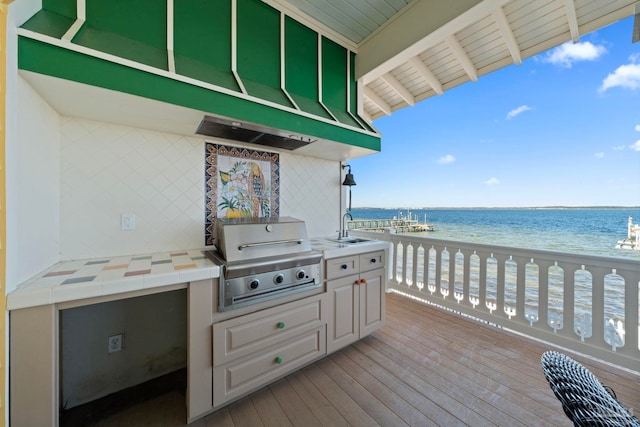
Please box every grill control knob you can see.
[248,279,260,290]
[296,269,306,280]
[274,274,285,285]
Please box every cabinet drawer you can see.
[213,326,326,406]
[326,255,359,280]
[359,251,385,273]
[213,297,323,367]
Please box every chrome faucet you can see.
[340,211,353,239]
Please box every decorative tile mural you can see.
[205,143,280,245]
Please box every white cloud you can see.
[484,177,500,185]
[595,152,605,158]
[635,124,640,132]
[506,105,532,120]
[599,63,640,92]
[438,154,456,164]
[543,41,606,68]
[630,140,640,151]
[612,145,626,151]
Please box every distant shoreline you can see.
[352,206,640,210]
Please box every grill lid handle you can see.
[238,239,303,251]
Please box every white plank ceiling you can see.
[267,0,638,121]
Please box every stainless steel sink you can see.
[328,237,371,244]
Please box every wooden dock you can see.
[347,218,435,233]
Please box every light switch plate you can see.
[121,213,136,231]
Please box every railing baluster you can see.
[400,241,407,286]
[591,266,607,347]
[435,246,443,298]
[537,259,552,331]
[412,243,419,287]
[496,254,507,319]
[479,251,487,312]
[562,262,576,341]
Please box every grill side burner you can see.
[206,217,323,312]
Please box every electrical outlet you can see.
[108,334,124,353]
[121,213,136,231]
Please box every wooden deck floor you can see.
[88,292,639,426]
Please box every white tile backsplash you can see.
[60,119,205,259]
[59,118,340,259]
[279,153,340,238]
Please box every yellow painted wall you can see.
[0,2,11,425]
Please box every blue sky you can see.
[351,16,640,208]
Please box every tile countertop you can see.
[8,249,220,311]
[310,237,391,259]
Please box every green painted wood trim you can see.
[290,94,332,120]
[284,17,332,119]
[242,78,293,108]
[73,26,168,70]
[174,1,232,75]
[284,17,317,101]
[322,37,347,111]
[70,0,168,69]
[42,0,76,20]
[326,106,361,128]
[174,54,239,92]
[85,0,167,51]
[237,0,287,106]
[18,37,381,151]
[350,51,375,133]
[20,9,74,39]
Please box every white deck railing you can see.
[351,230,640,373]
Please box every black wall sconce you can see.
[342,164,356,210]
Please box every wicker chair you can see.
[541,351,639,426]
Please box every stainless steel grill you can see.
[205,217,322,312]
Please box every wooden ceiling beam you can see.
[381,72,415,106]
[408,56,443,95]
[363,85,392,116]
[561,0,580,42]
[492,6,522,65]
[446,34,477,82]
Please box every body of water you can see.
[350,207,640,261]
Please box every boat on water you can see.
[348,211,435,233]
[615,216,640,250]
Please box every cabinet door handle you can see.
[341,264,348,270]
[355,279,361,285]
[370,258,377,263]
[361,278,367,284]
[275,356,283,364]
[277,322,285,329]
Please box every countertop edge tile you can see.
[143,271,182,288]
[101,277,144,296]
[7,287,53,310]
[178,266,218,283]
[52,281,104,304]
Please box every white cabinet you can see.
[326,251,385,353]
[212,295,326,406]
